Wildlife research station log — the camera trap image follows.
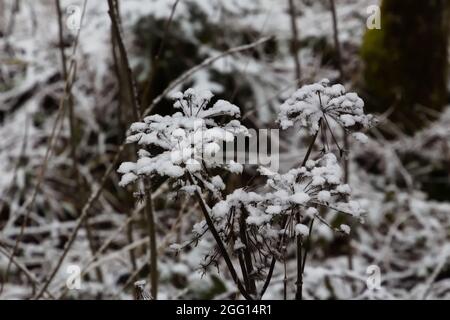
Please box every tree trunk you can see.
[361,0,449,135]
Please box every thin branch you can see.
[261,120,322,299]
[56,0,103,282]
[4,61,76,286]
[0,245,54,299]
[295,211,303,300]
[141,0,181,107]
[143,177,158,299]
[142,36,273,117]
[239,208,256,296]
[107,0,141,120]
[298,217,315,300]
[34,143,126,299]
[110,0,138,273]
[329,0,354,271]
[288,0,301,83]
[329,0,343,80]
[155,0,181,61]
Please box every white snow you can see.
[295,223,310,237]
[339,224,351,235]
[290,192,311,205]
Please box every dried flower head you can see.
[278,79,375,139]
[117,89,248,188]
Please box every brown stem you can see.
[141,0,180,107]
[295,211,303,300]
[56,0,103,282]
[107,0,141,120]
[329,0,343,81]
[110,1,126,140]
[283,256,287,300]
[239,208,256,296]
[187,173,252,300]
[238,253,250,291]
[109,1,138,273]
[288,0,301,83]
[329,0,353,271]
[144,178,158,299]
[297,217,315,300]
[261,120,322,299]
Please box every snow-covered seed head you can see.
[264,153,353,210]
[117,89,248,187]
[208,153,362,259]
[277,79,375,138]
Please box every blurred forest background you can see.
[0,0,450,299]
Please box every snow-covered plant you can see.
[118,88,255,299]
[278,79,375,143]
[118,80,374,300]
[260,152,363,225]
[211,153,356,254]
[117,88,248,191]
[209,153,364,298]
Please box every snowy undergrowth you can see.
[1,0,450,300]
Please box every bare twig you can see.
[143,177,158,299]
[141,0,181,107]
[34,143,126,299]
[110,0,138,273]
[328,0,354,272]
[295,211,303,300]
[107,0,141,120]
[0,245,54,299]
[329,0,343,80]
[142,36,273,117]
[4,61,76,286]
[261,120,322,299]
[55,0,103,282]
[239,208,256,296]
[288,0,301,83]
[108,0,160,297]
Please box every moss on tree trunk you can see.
[361,0,449,135]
